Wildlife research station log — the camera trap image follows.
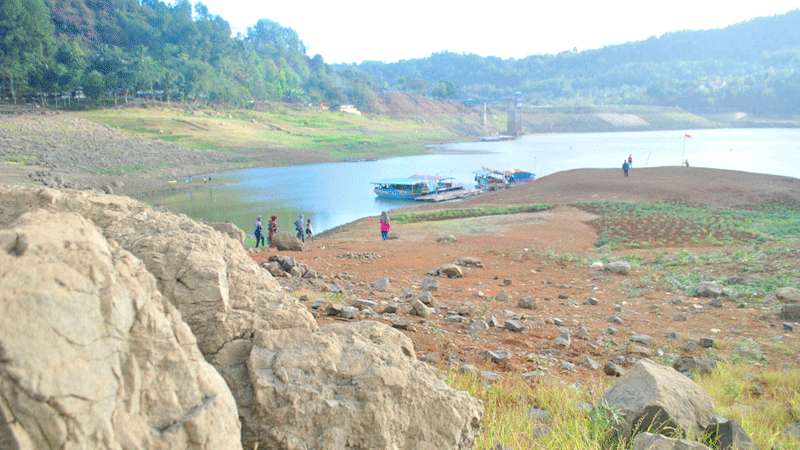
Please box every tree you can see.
[0,0,54,102]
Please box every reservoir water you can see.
[141,128,800,235]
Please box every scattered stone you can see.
[606,260,631,275]
[781,304,800,321]
[352,299,378,310]
[522,370,547,380]
[495,291,510,302]
[673,312,689,322]
[560,361,576,372]
[709,297,723,308]
[410,298,432,318]
[272,231,304,251]
[695,281,723,298]
[554,331,571,348]
[552,318,564,327]
[666,331,679,340]
[607,326,619,335]
[502,279,512,286]
[558,293,569,300]
[505,319,524,332]
[784,422,800,439]
[433,264,464,279]
[484,350,512,363]
[390,320,415,331]
[421,276,439,291]
[340,306,358,319]
[454,256,483,268]
[382,303,398,314]
[418,291,434,306]
[630,335,653,346]
[488,316,501,328]
[459,364,479,377]
[518,296,535,309]
[699,337,715,348]
[627,344,652,357]
[775,287,800,303]
[371,277,391,291]
[609,315,623,324]
[673,357,717,378]
[326,304,343,316]
[604,362,625,377]
[584,356,600,370]
[436,234,457,244]
[469,320,489,337]
[481,371,500,383]
[784,322,795,332]
[575,325,590,340]
[262,260,286,277]
[632,432,711,450]
[603,359,715,438]
[706,416,755,450]
[585,297,600,305]
[590,261,604,270]
[336,251,381,261]
[446,314,466,323]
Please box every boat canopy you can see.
[371,177,434,186]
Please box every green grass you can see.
[392,204,552,224]
[447,362,800,449]
[79,106,484,164]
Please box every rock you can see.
[630,335,653,346]
[210,222,247,244]
[632,432,711,450]
[609,315,624,324]
[436,234,457,244]
[340,306,358,319]
[480,371,500,382]
[699,337,715,348]
[459,364,480,377]
[673,312,689,322]
[607,326,619,335]
[371,276,391,291]
[326,304,344,316]
[263,260,286,277]
[484,350,512,363]
[672,357,717,378]
[603,359,715,438]
[590,261,605,270]
[410,298,433,318]
[606,261,631,275]
[353,299,378,310]
[584,356,600,370]
[627,344,652,357]
[695,281,724,298]
[495,291,510,302]
[560,361,576,372]
[434,264,464,279]
[419,290,435,306]
[272,231,304,251]
[585,297,600,305]
[558,293,569,300]
[784,422,800,438]
[706,416,755,450]
[575,326,590,340]
[383,303,399,314]
[469,320,489,337]
[518,296,535,309]
[248,321,483,449]
[505,320,524,332]
[488,316,501,328]
[604,362,625,377]
[709,297,723,308]
[554,331,571,348]
[421,276,440,291]
[775,287,800,303]
[454,257,483,268]
[391,320,415,331]
[552,318,564,327]
[784,322,795,332]
[782,304,800,321]
[447,314,466,323]
[0,211,242,449]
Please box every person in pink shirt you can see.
[380,211,391,240]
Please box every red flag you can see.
[684,133,692,138]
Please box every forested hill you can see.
[343,10,800,115]
[0,0,377,108]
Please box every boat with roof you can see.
[371,175,464,200]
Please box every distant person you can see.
[628,154,633,166]
[305,218,314,241]
[294,214,305,242]
[622,160,630,177]
[379,211,391,241]
[268,215,278,247]
[254,216,265,248]
[684,159,690,168]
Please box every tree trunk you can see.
[9,74,16,104]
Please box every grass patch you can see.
[393,204,551,224]
[446,362,800,449]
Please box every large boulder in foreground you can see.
[0,211,241,449]
[632,433,711,450]
[0,185,483,449]
[603,359,715,438]
[248,321,482,449]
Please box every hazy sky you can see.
[193,0,800,63]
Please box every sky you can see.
[193,0,800,63]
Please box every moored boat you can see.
[372,175,464,200]
[474,167,535,189]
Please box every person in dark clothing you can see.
[254,216,265,248]
[294,214,305,242]
[622,160,630,177]
[268,215,278,247]
[305,218,314,241]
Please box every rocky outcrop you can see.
[248,321,482,449]
[0,185,483,449]
[603,359,715,438]
[0,211,241,449]
[632,433,711,450]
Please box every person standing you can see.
[294,214,305,242]
[628,154,633,166]
[305,218,314,242]
[379,211,391,241]
[622,160,630,177]
[268,215,278,247]
[254,216,265,248]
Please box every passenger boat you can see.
[474,167,535,190]
[372,175,464,200]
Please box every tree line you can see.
[0,0,378,109]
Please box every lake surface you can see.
[141,128,800,236]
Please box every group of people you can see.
[254,214,313,248]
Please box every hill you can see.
[342,10,800,115]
